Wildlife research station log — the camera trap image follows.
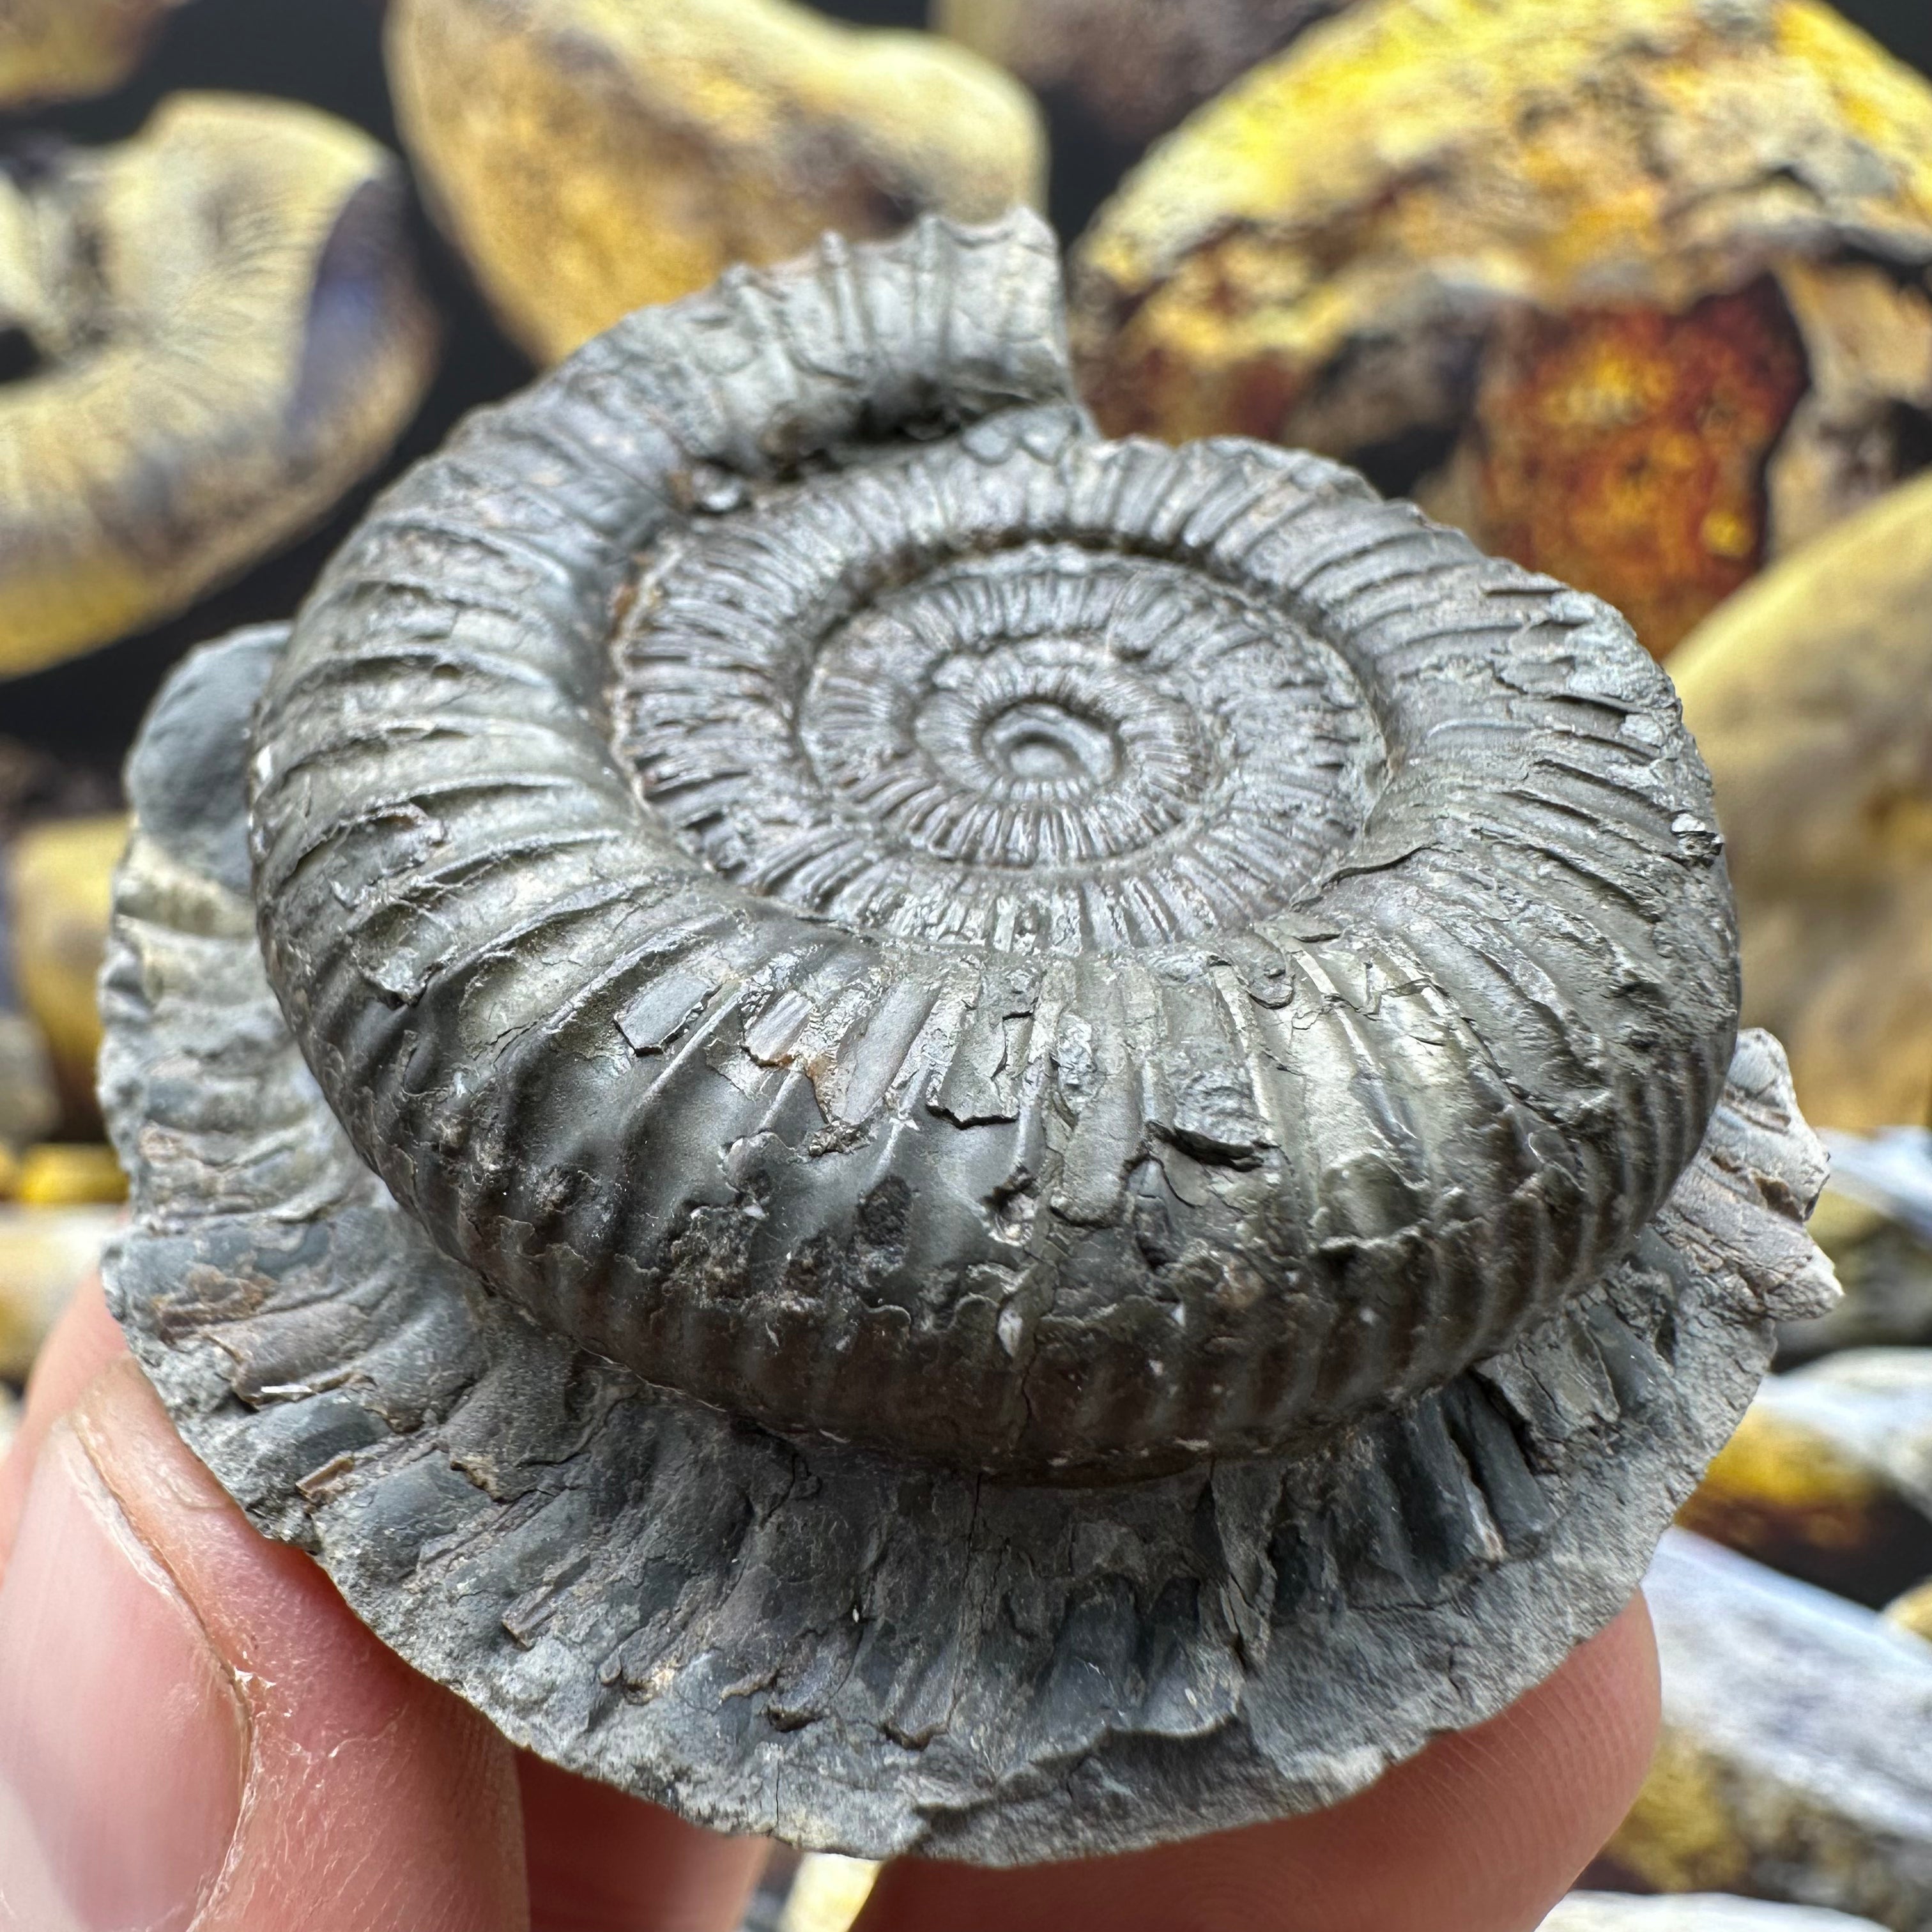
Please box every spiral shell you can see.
[250,210,1736,1480]
[105,213,1832,1861]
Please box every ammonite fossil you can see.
[1070,0,1932,657]
[0,95,438,678]
[103,211,1837,1862]
[0,0,186,108]
[1674,469,1932,1137]
[387,0,1046,364]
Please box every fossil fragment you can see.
[385,0,1046,365]
[1070,0,1932,657]
[102,213,1834,1862]
[0,93,439,679]
[1606,1531,1932,1928]
[0,0,187,108]
[1887,1578,1932,1644]
[1673,471,1932,1133]
[7,815,123,1126]
[1678,1351,1932,1605]
[931,0,1358,150]
[1544,1899,1886,1932]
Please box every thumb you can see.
[0,1355,527,1932]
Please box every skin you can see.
[0,1280,1660,1932]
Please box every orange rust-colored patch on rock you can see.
[1469,281,1809,656]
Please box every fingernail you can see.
[0,1423,246,1932]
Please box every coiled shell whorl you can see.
[251,211,1738,1481]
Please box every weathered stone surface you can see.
[0,0,184,107]
[7,814,124,1122]
[1545,1896,1885,1932]
[933,0,1358,148]
[387,0,1046,364]
[1071,0,1932,657]
[0,1204,116,1384]
[102,217,1833,1864]
[0,95,438,678]
[1680,1351,1932,1604]
[1675,477,1932,1133]
[1606,1531,1932,1928]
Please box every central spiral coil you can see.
[616,468,1384,953]
[248,214,1739,1480]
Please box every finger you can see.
[0,1274,126,1574]
[520,1752,769,1932]
[856,1595,1660,1932]
[0,1354,528,1932]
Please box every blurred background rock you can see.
[2,2,1930,1928]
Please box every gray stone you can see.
[1545,1895,1885,1932]
[1606,1532,1932,1929]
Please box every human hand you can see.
[0,1281,1659,1932]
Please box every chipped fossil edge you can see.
[98,621,1837,1864]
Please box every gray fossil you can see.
[102,210,1838,1864]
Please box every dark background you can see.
[3,0,1928,767]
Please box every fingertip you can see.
[520,1751,769,1932]
[0,1274,126,1571]
[51,1351,527,1932]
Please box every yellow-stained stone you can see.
[0,95,438,678]
[1674,471,1932,1132]
[0,1203,118,1382]
[14,1143,126,1209]
[387,0,1046,364]
[1887,1576,1932,1643]
[1071,0,1932,657]
[778,1855,880,1932]
[0,0,187,108]
[8,815,125,1108]
[1679,1350,1932,1606]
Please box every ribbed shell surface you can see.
[250,212,1740,1480]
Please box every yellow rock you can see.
[933,0,1356,148]
[1887,1576,1932,1644]
[1674,470,1932,1132]
[0,94,439,679]
[387,0,1046,364]
[0,0,186,107]
[14,1143,126,1209]
[8,815,125,1110]
[779,1855,880,1932]
[1071,0,1932,657]
[1678,1351,1932,1606]
[0,1203,118,1383]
